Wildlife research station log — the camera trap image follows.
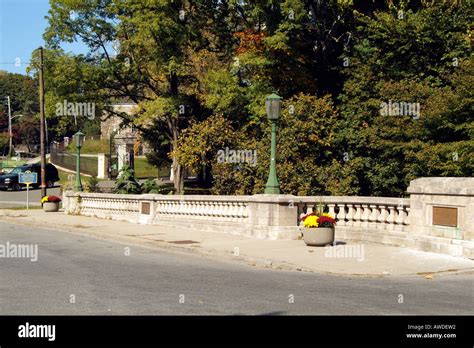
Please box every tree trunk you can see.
[171,125,184,195]
[169,71,184,194]
[172,155,184,194]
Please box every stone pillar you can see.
[114,133,136,174]
[117,143,127,173]
[407,177,474,257]
[97,153,107,179]
[138,195,156,224]
[248,194,299,240]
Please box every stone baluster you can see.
[327,203,336,218]
[377,205,387,230]
[368,204,378,229]
[214,202,221,218]
[404,207,410,226]
[208,201,215,217]
[336,204,345,226]
[215,201,222,218]
[229,202,236,222]
[386,205,396,231]
[224,202,231,221]
[158,201,164,215]
[194,201,200,217]
[360,204,370,229]
[203,201,209,218]
[241,203,246,220]
[160,201,165,215]
[344,204,354,226]
[395,204,408,227]
[200,201,206,218]
[186,201,192,217]
[353,204,361,227]
[198,201,205,218]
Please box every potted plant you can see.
[41,195,61,212]
[300,205,336,246]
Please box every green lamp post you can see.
[73,131,85,192]
[264,93,282,194]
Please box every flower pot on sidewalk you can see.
[43,202,60,212]
[41,195,62,212]
[303,227,335,246]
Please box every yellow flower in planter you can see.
[303,215,318,228]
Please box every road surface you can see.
[0,186,60,208]
[0,222,472,315]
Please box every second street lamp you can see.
[74,131,85,192]
[264,93,282,194]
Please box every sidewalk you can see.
[1,209,473,277]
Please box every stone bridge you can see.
[62,177,473,258]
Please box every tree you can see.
[336,2,473,196]
[44,0,236,194]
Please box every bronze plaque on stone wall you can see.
[141,202,151,215]
[432,206,457,227]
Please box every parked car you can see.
[0,163,60,191]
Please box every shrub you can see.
[84,175,100,193]
[141,178,162,194]
[114,165,141,194]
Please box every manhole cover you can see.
[168,240,200,244]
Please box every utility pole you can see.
[6,96,12,157]
[39,46,47,198]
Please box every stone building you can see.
[100,103,150,156]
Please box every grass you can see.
[63,140,167,179]
[0,159,28,171]
[66,138,110,154]
[56,168,108,188]
[134,157,169,179]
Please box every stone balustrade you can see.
[296,196,410,233]
[154,197,249,222]
[63,192,142,221]
[62,177,474,258]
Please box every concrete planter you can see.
[43,202,60,212]
[303,227,335,246]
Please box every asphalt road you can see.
[0,222,472,315]
[0,186,61,208]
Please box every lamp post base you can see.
[264,186,280,194]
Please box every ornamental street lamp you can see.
[264,93,282,194]
[73,131,85,192]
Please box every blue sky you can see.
[0,0,87,76]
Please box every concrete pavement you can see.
[0,208,473,277]
[1,221,473,315]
